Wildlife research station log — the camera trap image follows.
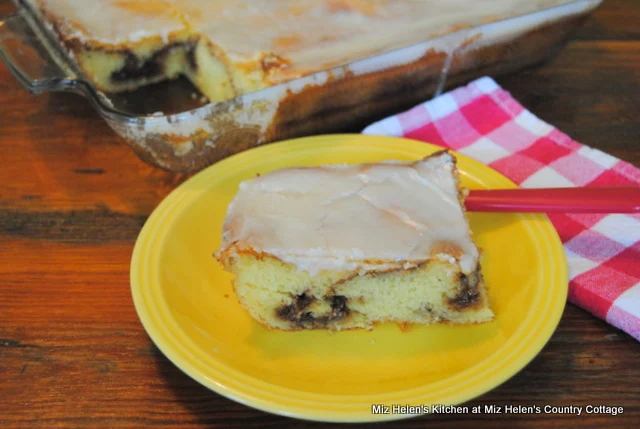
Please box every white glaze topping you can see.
[32,0,574,78]
[219,152,479,276]
[186,0,575,80]
[30,0,187,43]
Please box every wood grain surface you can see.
[1,0,639,428]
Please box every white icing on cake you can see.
[185,0,576,80]
[31,0,575,79]
[220,152,479,276]
[29,0,187,43]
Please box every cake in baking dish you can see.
[214,151,493,331]
[26,0,576,103]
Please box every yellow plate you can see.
[131,135,567,422]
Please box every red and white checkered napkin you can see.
[362,76,640,341]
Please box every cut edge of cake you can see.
[25,0,274,101]
[216,247,493,331]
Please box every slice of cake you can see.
[214,151,493,331]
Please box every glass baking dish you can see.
[0,0,602,172]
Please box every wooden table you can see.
[1,1,638,427]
